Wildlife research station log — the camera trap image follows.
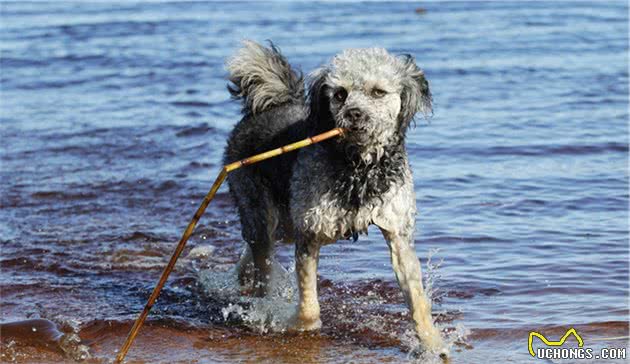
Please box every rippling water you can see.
[1,1,628,363]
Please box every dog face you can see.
[309,48,432,161]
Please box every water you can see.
[1,1,628,363]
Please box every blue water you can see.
[1,1,628,363]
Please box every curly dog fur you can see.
[223,40,448,358]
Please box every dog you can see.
[223,41,448,358]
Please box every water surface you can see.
[1,1,628,363]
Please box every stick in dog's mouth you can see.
[113,127,346,363]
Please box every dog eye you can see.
[333,89,347,102]
[371,88,387,98]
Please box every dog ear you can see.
[398,54,432,129]
[307,68,334,133]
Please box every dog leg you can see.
[234,245,254,289]
[250,240,274,297]
[289,239,322,331]
[381,228,447,357]
[230,171,278,297]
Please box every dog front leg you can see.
[382,229,447,356]
[289,239,322,331]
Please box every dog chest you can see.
[290,147,414,243]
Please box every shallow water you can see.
[1,1,628,363]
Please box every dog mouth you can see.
[343,125,372,142]
[336,113,373,144]
[346,127,363,136]
[342,129,365,142]
[341,120,369,134]
[346,124,367,132]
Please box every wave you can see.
[31,190,98,201]
[469,321,629,342]
[174,122,217,137]
[409,141,628,158]
[0,319,90,361]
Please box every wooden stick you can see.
[114,127,344,363]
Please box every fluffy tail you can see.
[227,40,304,115]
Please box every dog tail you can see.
[226,40,304,115]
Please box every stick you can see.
[114,127,344,363]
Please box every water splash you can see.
[58,331,91,362]
[424,248,445,303]
[197,249,299,334]
[37,310,92,361]
[395,250,470,362]
[400,322,471,362]
[0,340,18,362]
[0,317,91,362]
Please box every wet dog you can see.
[223,41,447,358]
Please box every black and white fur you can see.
[223,41,447,357]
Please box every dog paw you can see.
[408,345,450,363]
[286,311,322,332]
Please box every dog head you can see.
[308,48,431,163]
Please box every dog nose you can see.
[344,108,363,122]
